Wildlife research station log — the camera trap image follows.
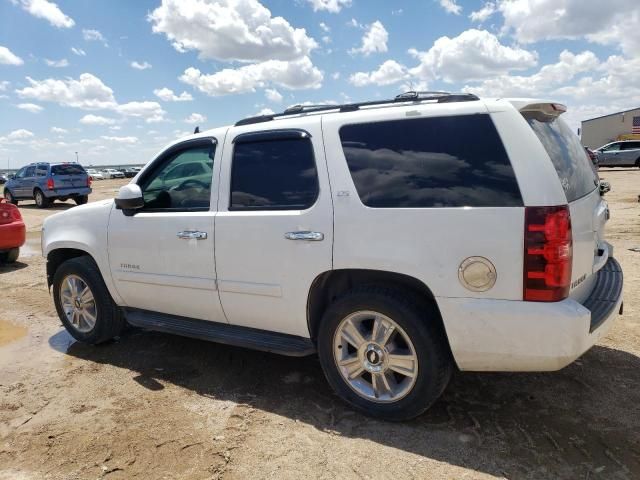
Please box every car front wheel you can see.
[317,286,452,421]
[4,190,17,205]
[53,256,125,344]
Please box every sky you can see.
[0,0,639,169]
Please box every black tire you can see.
[0,248,19,263]
[317,286,452,421]
[635,157,640,168]
[4,189,18,205]
[52,256,125,344]
[34,189,50,209]
[74,195,88,205]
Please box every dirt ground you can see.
[1,173,639,480]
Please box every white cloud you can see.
[331,72,340,80]
[349,60,408,87]
[16,73,117,109]
[409,29,538,83]
[115,101,166,123]
[80,114,117,125]
[307,0,351,13]
[15,73,167,123]
[438,0,462,15]
[265,88,283,102]
[50,126,68,134]
[45,58,69,67]
[71,47,86,56]
[322,36,331,44]
[350,20,388,56]
[83,29,107,46]
[469,2,496,23]
[255,107,275,116]
[184,113,207,124]
[180,57,323,96]
[149,0,318,62]
[11,0,74,28]
[319,22,330,33]
[153,87,193,102]
[0,81,9,91]
[0,46,24,66]
[17,103,43,113]
[131,61,152,70]
[463,50,600,97]
[100,135,138,144]
[0,129,34,145]
[497,0,640,56]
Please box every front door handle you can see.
[177,230,208,240]
[284,231,324,241]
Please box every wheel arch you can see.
[307,269,451,351]
[46,248,95,288]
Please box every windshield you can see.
[524,114,598,202]
[51,164,86,175]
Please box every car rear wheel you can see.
[4,190,17,205]
[34,189,50,209]
[0,248,19,264]
[53,256,125,344]
[317,286,452,421]
[74,195,88,205]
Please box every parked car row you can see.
[87,167,141,180]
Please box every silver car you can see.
[596,140,640,167]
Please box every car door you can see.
[9,167,28,197]
[600,142,621,166]
[215,118,333,338]
[108,137,227,323]
[20,166,36,197]
[621,142,640,166]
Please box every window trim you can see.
[228,132,320,212]
[135,137,217,214]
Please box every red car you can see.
[0,198,25,263]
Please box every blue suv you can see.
[4,162,92,208]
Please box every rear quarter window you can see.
[51,164,86,175]
[524,114,598,202]
[338,114,522,208]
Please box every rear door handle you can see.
[284,231,324,241]
[177,230,208,240]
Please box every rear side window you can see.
[230,137,319,210]
[622,142,640,150]
[52,164,86,175]
[339,114,522,208]
[524,115,597,202]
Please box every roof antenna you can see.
[194,126,200,134]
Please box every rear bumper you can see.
[45,187,92,198]
[0,221,26,250]
[439,257,623,371]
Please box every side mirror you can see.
[8,174,15,179]
[599,181,611,196]
[115,184,144,215]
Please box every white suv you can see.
[42,92,623,420]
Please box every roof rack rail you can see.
[234,91,479,126]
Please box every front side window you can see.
[140,144,214,211]
[230,136,319,210]
[603,143,620,152]
[339,114,522,208]
[15,167,27,178]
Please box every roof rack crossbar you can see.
[234,92,479,126]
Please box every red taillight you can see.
[47,178,55,190]
[87,176,92,187]
[0,200,22,225]
[524,205,572,302]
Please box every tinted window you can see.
[141,145,214,211]
[230,137,318,210]
[36,165,48,177]
[603,143,620,152]
[24,166,36,177]
[525,114,598,202]
[622,142,640,150]
[339,114,522,208]
[52,164,86,175]
[15,167,27,178]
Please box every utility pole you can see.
[75,151,79,163]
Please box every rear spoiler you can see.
[518,102,567,120]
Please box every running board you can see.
[124,309,316,357]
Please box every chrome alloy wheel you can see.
[333,311,418,403]
[59,274,97,333]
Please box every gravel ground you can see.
[1,172,639,480]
